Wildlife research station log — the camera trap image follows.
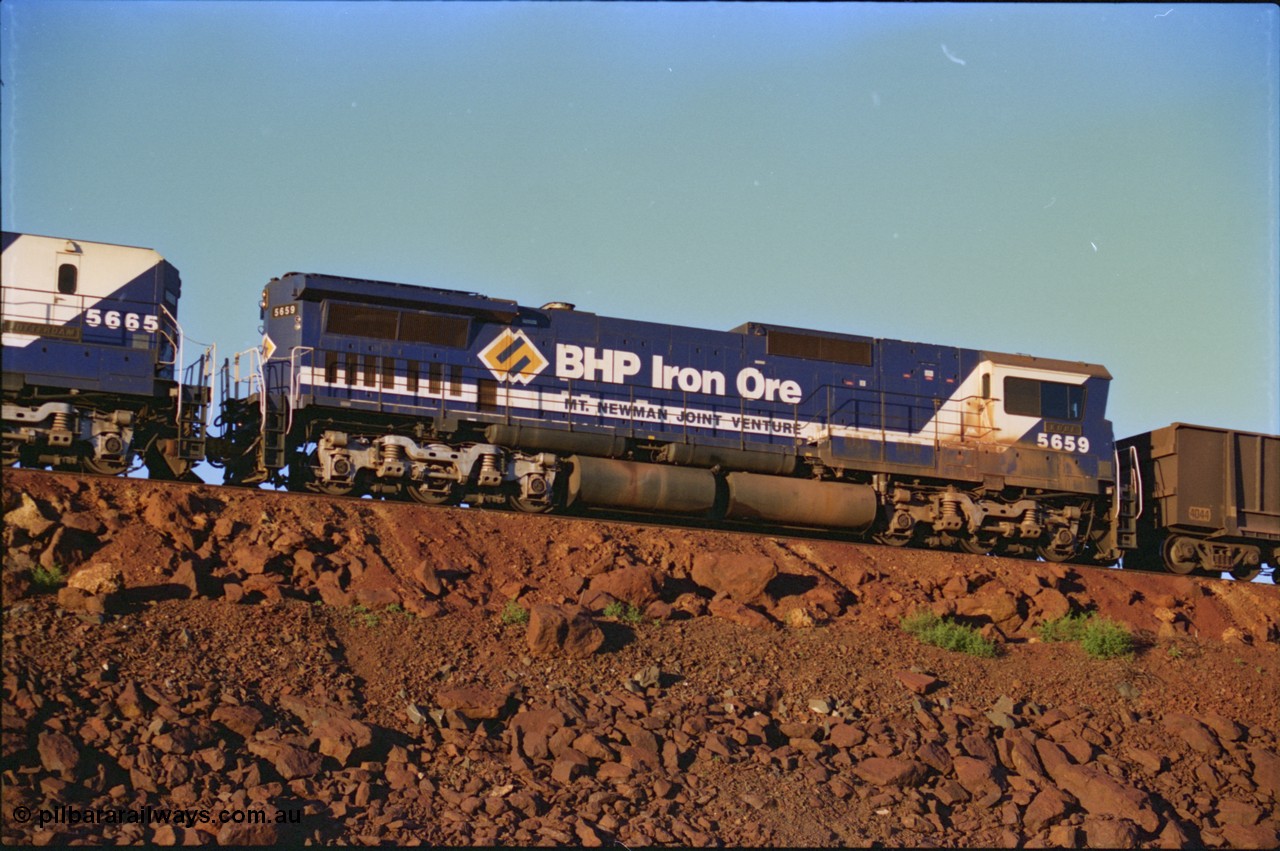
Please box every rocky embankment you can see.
[2,469,1278,847]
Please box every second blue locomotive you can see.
[1,232,211,478]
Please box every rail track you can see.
[6,466,1268,586]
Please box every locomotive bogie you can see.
[874,481,1087,561]
[1163,535,1262,576]
[304,429,562,510]
[3,401,138,473]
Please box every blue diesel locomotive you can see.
[1,232,211,478]
[217,270,1132,565]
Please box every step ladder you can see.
[259,398,288,472]
[1113,445,1143,550]
[218,350,273,486]
[177,345,215,462]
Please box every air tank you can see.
[725,472,877,530]
[567,455,717,514]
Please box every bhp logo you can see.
[478,329,548,385]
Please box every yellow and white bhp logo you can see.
[478,329,548,385]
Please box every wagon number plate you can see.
[270,304,298,318]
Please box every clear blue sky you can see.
[3,2,1277,440]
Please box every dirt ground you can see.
[3,468,1278,847]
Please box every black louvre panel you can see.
[767,330,872,366]
[399,311,469,348]
[326,304,398,339]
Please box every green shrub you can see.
[900,609,940,636]
[1037,612,1094,643]
[1080,618,1133,659]
[601,601,645,624]
[1036,611,1134,659]
[500,600,529,626]
[900,610,998,658]
[30,564,67,590]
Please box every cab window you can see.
[58,264,78,294]
[1004,377,1085,420]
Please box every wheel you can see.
[925,533,957,551]
[1036,526,1080,563]
[406,483,454,505]
[508,494,553,514]
[873,533,913,548]
[1072,543,1121,568]
[958,533,1000,555]
[81,456,129,476]
[313,481,357,497]
[145,446,194,481]
[298,449,359,497]
[1230,565,1261,582]
[1160,535,1199,576]
[1036,544,1076,563]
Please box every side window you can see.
[58,264,78,294]
[1003,376,1085,420]
[1004,377,1041,417]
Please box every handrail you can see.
[227,346,267,424]
[288,347,315,435]
[272,354,1022,453]
[160,305,185,426]
[1129,444,1144,522]
[1112,448,1123,527]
